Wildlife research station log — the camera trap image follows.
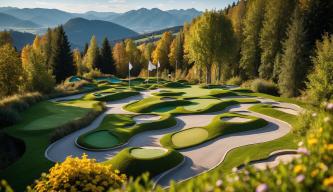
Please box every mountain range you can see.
[0,7,201,33]
[63,18,138,49]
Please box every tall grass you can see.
[0,92,44,128]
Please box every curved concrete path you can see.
[45,90,302,187]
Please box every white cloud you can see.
[108,0,126,3]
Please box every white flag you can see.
[148,61,156,71]
[129,62,133,71]
[157,61,161,68]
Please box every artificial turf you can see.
[76,113,177,150]
[104,147,184,178]
[0,100,103,191]
[160,113,268,149]
[130,148,167,159]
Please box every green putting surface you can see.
[130,148,167,159]
[172,128,209,148]
[150,105,178,113]
[83,131,120,148]
[184,99,221,111]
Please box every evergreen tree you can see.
[259,0,296,79]
[0,31,13,47]
[83,43,89,56]
[239,0,265,79]
[84,36,99,70]
[0,44,22,96]
[98,38,115,74]
[49,26,74,83]
[278,7,308,97]
[306,34,333,103]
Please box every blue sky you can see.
[0,0,237,13]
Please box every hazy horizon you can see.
[0,0,237,13]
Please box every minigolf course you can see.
[38,81,303,187]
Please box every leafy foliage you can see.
[29,154,126,192]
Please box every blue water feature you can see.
[95,77,122,83]
[69,76,82,82]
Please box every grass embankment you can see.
[83,90,140,102]
[176,100,301,188]
[160,113,268,149]
[0,100,104,191]
[104,147,184,178]
[76,113,177,150]
[124,94,259,115]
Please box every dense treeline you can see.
[0,0,332,102]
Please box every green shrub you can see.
[251,79,279,96]
[0,92,44,127]
[226,76,242,86]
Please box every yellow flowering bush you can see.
[0,180,13,192]
[29,154,126,192]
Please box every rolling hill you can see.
[0,7,73,27]
[63,18,139,49]
[110,8,201,32]
[0,13,40,28]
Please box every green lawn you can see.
[160,113,268,149]
[76,113,177,150]
[130,148,167,159]
[104,147,184,178]
[0,100,103,191]
[171,128,209,148]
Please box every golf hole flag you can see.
[128,62,133,88]
[129,62,133,71]
[148,61,156,71]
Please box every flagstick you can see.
[175,60,178,82]
[157,64,159,84]
[128,68,130,89]
[147,68,149,84]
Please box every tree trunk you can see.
[206,64,212,84]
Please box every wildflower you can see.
[215,179,223,187]
[298,141,304,147]
[312,112,317,117]
[256,183,268,192]
[308,138,318,146]
[324,117,330,122]
[323,176,333,187]
[296,174,305,183]
[319,163,328,172]
[325,144,333,151]
[297,147,310,155]
[326,103,333,110]
[311,169,320,177]
[293,165,305,174]
[232,167,238,173]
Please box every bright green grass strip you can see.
[104,147,184,178]
[0,100,100,191]
[184,99,221,111]
[77,113,177,150]
[172,128,209,148]
[216,133,297,172]
[161,113,268,149]
[83,131,120,149]
[249,104,298,126]
[130,148,166,159]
